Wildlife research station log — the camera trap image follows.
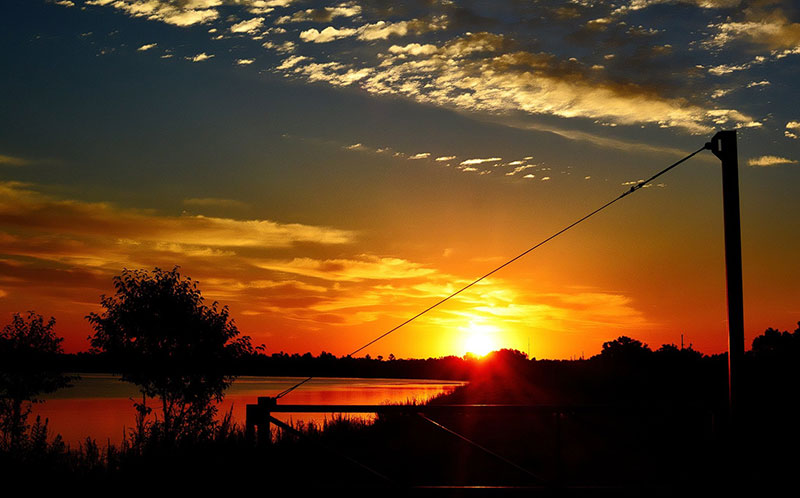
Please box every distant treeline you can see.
[52,323,800,407]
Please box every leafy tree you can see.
[0,312,71,450]
[598,336,652,362]
[87,267,252,443]
[751,324,800,359]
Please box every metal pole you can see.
[706,130,745,422]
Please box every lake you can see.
[34,374,466,446]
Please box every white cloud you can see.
[785,123,799,139]
[236,58,255,65]
[262,40,297,53]
[747,155,798,167]
[280,4,362,23]
[506,164,535,176]
[86,0,221,27]
[188,52,214,62]
[460,157,501,166]
[231,17,265,34]
[408,153,431,160]
[388,43,439,56]
[435,156,456,161]
[137,43,157,51]
[276,55,308,70]
[299,26,357,43]
[283,31,757,134]
[300,18,446,44]
[357,21,412,41]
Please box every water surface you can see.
[34,374,465,445]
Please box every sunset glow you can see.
[461,321,501,358]
[1,1,798,360]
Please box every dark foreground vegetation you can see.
[3,325,800,494]
[2,267,798,494]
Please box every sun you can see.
[462,321,499,357]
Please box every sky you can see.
[0,0,798,359]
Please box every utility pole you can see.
[706,130,745,423]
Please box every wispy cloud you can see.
[254,255,436,282]
[86,0,220,27]
[276,4,361,23]
[188,52,214,62]
[747,155,798,167]
[460,157,502,166]
[0,182,355,252]
[231,17,265,34]
[0,154,30,166]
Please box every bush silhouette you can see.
[87,267,252,444]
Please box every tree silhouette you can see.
[87,267,252,443]
[0,312,71,450]
[598,336,652,362]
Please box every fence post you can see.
[258,397,277,444]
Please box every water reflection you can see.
[35,374,465,445]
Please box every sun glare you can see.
[462,321,499,357]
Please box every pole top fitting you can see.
[707,130,737,162]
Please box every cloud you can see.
[276,55,308,70]
[615,0,741,14]
[230,17,265,34]
[188,52,214,62]
[137,43,157,51]
[278,4,361,23]
[506,164,535,176]
[299,17,447,44]
[254,255,436,282]
[388,43,439,56]
[706,11,800,50]
[747,156,798,167]
[86,0,220,27]
[460,157,501,166]
[236,58,255,65]
[0,154,30,166]
[786,121,800,139]
[299,26,357,43]
[282,30,757,133]
[435,156,456,162]
[0,182,355,251]
[408,152,431,160]
[262,40,297,53]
